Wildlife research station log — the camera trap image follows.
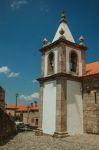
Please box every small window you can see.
[47,52,54,75]
[70,51,78,73]
[35,118,38,125]
[20,113,23,121]
[94,92,97,104]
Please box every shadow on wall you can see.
[0,108,17,146]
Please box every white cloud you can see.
[8,72,20,78]
[19,92,39,100]
[0,66,20,78]
[11,0,28,9]
[32,79,38,83]
[0,66,10,74]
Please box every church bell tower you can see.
[37,13,87,137]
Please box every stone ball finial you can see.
[79,35,85,46]
[59,28,66,40]
[79,35,84,41]
[43,38,48,47]
[59,28,65,35]
[60,11,67,23]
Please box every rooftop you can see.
[86,61,99,75]
[6,104,39,112]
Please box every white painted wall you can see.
[67,80,83,135]
[42,81,56,135]
[44,48,58,77]
[66,47,82,76]
[53,22,75,43]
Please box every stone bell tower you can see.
[37,13,87,137]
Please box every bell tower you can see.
[37,13,87,137]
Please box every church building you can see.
[37,13,99,137]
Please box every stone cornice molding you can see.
[37,73,82,83]
[40,38,87,53]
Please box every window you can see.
[94,92,97,104]
[20,113,23,121]
[35,118,38,125]
[70,51,78,73]
[47,52,54,75]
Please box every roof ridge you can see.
[86,61,99,65]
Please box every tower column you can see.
[35,81,44,135]
[58,42,66,73]
[81,50,86,75]
[41,52,45,77]
[53,77,68,137]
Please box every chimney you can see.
[30,103,33,107]
[34,101,37,107]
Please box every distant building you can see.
[6,103,39,127]
[37,13,99,137]
[6,104,16,116]
[0,86,5,109]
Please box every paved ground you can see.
[0,132,99,150]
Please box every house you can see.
[6,103,39,128]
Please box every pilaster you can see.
[35,81,44,136]
[53,77,68,137]
[81,50,86,75]
[58,43,66,73]
[41,52,45,77]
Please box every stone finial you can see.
[59,28,65,35]
[79,35,85,46]
[59,28,66,39]
[43,38,48,47]
[60,11,67,24]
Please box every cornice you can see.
[37,73,82,83]
[40,38,87,53]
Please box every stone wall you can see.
[6,110,39,128]
[0,86,5,109]
[83,74,99,134]
[16,111,39,127]
[83,101,99,134]
[0,108,16,143]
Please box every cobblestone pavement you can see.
[0,132,99,150]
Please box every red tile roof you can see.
[5,104,39,112]
[86,61,99,75]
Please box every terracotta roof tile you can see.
[5,104,39,112]
[86,61,99,75]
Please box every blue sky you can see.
[0,0,99,105]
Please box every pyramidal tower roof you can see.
[52,12,75,43]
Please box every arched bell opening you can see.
[47,52,55,75]
[70,51,78,74]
